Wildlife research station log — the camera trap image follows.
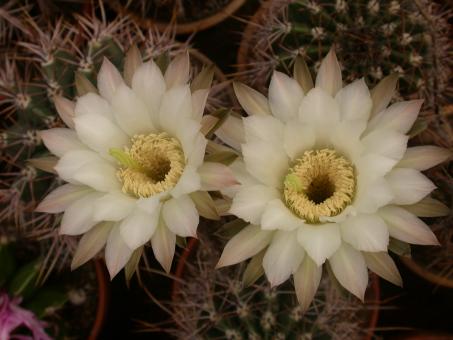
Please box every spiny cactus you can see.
[146,227,378,339]
[238,0,452,112]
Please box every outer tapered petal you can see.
[261,199,304,231]
[403,196,450,217]
[268,71,304,122]
[190,191,219,220]
[40,129,86,157]
[216,225,273,268]
[370,74,398,116]
[198,162,238,191]
[54,150,102,184]
[119,205,160,249]
[294,256,322,312]
[361,129,408,161]
[74,92,112,119]
[60,192,104,235]
[215,115,245,151]
[263,230,304,287]
[93,192,136,221]
[191,89,209,120]
[54,96,75,129]
[297,223,341,266]
[162,195,199,237]
[164,52,190,88]
[97,58,124,101]
[329,243,368,301]
[36,184,92,213]
[243,115,284,145]
[151,220,176,273]
[386,168,436,205]
[230,185,279,225]
[105,225,133,279]
[131,61,166,121]
[363,252,402,286]
[71,221,113,270]
[379,205,439,245]
[315,48,342,96]
[233,81,271,116]
[340,214,389,252]
[397,146,452,171]
[335,78,372,122]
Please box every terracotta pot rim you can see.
[400,256,453,289]
[111,0,246,35]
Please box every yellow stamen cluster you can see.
[283,149,355,223]
[116,133,185,198]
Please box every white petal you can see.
[367,100,423,134]
[386,168,436,205]
[171,165,201,198]
[105,225,133,279]
[268,71,304,122]
[363,252,402,287]
[71,221,113,270]
[74,113,129,154]
[36,184,92,213]
[355,154,398,181]
[74,92,112,119]
[60,192,103,235]
[119,206,161,249]
[191,89,209,121]
[297,223,341,266]
[131,60,166,121]
[263,230,304,286]
[379,205,439,245]
[216,225,273,268]
[340,214,389,252]
[40,128,86,157]
[215,115,245,151]
[174,119,202,160]
[361,129,408,161]
[242,140,289,189]
[72,160,121,192]
[164,52,190,88]
[261,199,303,231]
[54,96,75,129]
[298,87,340,127]
[354,177,394,214]
[162,195,199,237]
[403,196,450,217]
[370,74,399,116]
[198,162,238,191]
[97,58,124,102]
[315,48,342,96]
[187,133,207,168]
[283,121,316,159]
[329,243,368,301]
[243,115,284,145]
[233,81,271,116]
[294,256,322,312]
[397,146,452,171]
[159,85,193,135]
[54,150,102,184]
[111,84,155,136]
[93,192,136,221]
[335,78,372,122]
[230,185,279,225]
[190,191,220,220]
[151,220,176,273]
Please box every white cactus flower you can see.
[216,48,451,310]
[37,52,236,279]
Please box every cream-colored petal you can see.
[119,205,161,249]
[370,74,398,116]
[397,146,452,171]
[190,191,220,220]
[363,251,402,287]
[111,84,155,136]
[263,230,304,287]
[187,132,208,168]
[242,140,289,189]
[341,214,389,252]
[315,47,342,96]
[243,115,284,145]
[105,225,133,279]
[216,225,273,268]
[36,184,92,213]
[60,192,104,235]
[151,220,176,273]
[159,85,193,135]
[74,92,113,119]
[403,196,450,217]
[40,128,86,157]
[54,96,75,129]
[230,185,279,225]
[268,71,304,122]
[261,199,304,231]
[215,115,245,151]
[97,58,124,102]
[174,118,202,160]
[171,165,201,198]
[379,205,439,245]
[198,162,238,191]
[283,121,316,160]
[335,78,372,122]
[294,256,322,312]
[298,87,340,127]
[93,192,136,221]
[233,81,271,116]
[361,129,408,161]
[162,195,199,237]
[164,52,190,88]
[72,160,121,192]
[386,168,436,205]
[71,221,113,270]
[191,89,209,121]
[297,223,341,266]
[329,243,368,301]
[354,176,394,214]
[54,150,103,184]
